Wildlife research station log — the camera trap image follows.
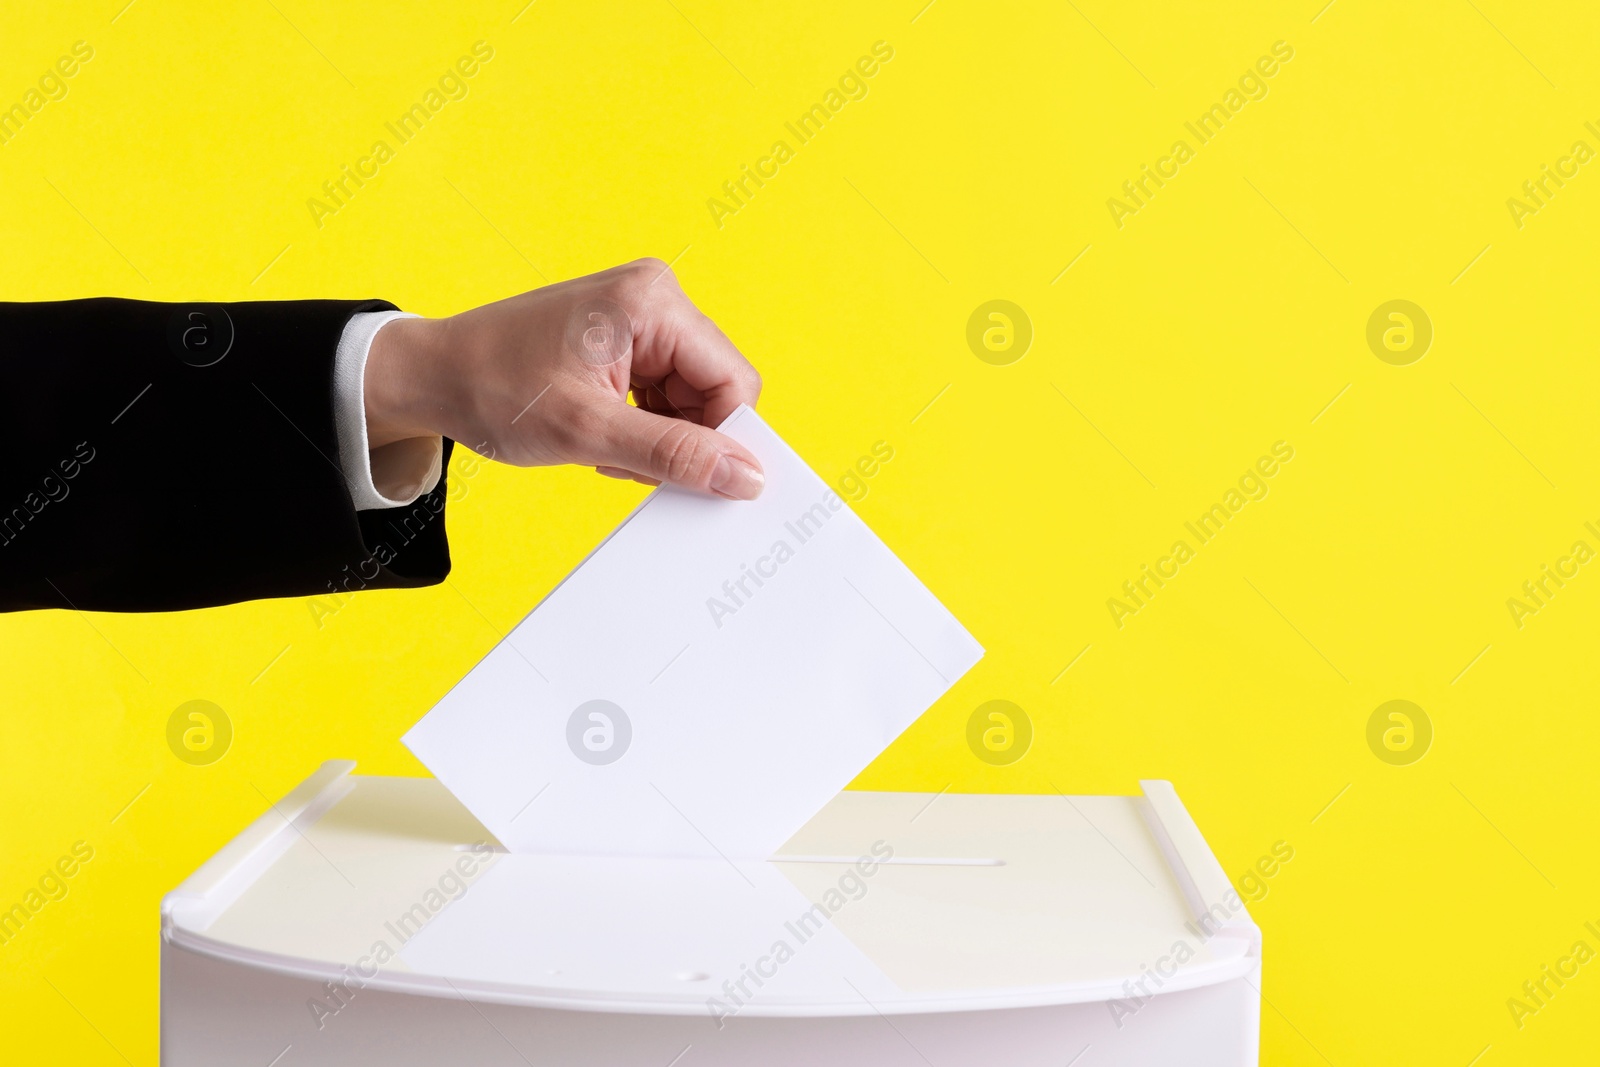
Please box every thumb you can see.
[585,403,765,500]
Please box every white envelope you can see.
[402,405,983,859]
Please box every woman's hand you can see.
[363,258,765,499]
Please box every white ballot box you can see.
[161,762,1261,1066]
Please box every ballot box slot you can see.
[772,855,1005,866]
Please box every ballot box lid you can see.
[162,762,1259,1017]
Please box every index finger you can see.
[631,282,762,430]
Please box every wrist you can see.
[365,315,453,449]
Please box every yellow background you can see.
[2,0,1598,1062]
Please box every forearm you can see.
[0,297,454,613]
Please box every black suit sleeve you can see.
[0,298,453,613]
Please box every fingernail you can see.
[711,454,764,500]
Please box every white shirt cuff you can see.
[334,311,445,511]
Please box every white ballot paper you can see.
[403,405,982,858]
